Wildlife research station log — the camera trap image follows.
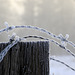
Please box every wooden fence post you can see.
[0,41,49,75]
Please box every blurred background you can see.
[0,0,75,75]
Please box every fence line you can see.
[23,35,75,58]
[0,22,75,48]
[0,35,75,71]
[0,22,75,72]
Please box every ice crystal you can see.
[4,22,9,28]
[58,34,69,47]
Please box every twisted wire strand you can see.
[0,39,20,62]
[23,35,49,40]
[0,25,75,48]
[0,35,75,72]
[50,57,75,71]
[23,35,75,58]
[0,35,75,63]
[0,24,75,71]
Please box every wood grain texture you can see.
[0,41,49,75]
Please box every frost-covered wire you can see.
[23,35,49,40]
[0,23,75,48]
[0,23,75,62]
[0,35,75,72]
[51,40,75,58]
[23,35,75,71]
[23,35,75,58]
[0,35,74,62]
[0,39,19,62]
[0,22,15,33]
[15,26,75,48]
[50,57,75,71]
[0,35,75,63]
[0,32,27,62]
[0,32,22,62]
[0,22,75,72]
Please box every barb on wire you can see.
[23,35,75,58]
[50,57,75,71]
[0,22,75,73]
[0,33,22,62]
[0,34,75,63]
[0,22,75,48]
[2,35,75,61]
[15,26,75,48]
[0,22,15,33]
[51,40,75,58]
[0,35,75,73]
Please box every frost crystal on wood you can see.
[0,22,75,72]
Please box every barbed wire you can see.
[0,22,75,72]
[0,35,75,71]
[0,39,19,62]
[0,22,75,48]
[23,35,75,58]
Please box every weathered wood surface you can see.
[0,41,49,75]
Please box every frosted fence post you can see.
[0,41,49,75]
